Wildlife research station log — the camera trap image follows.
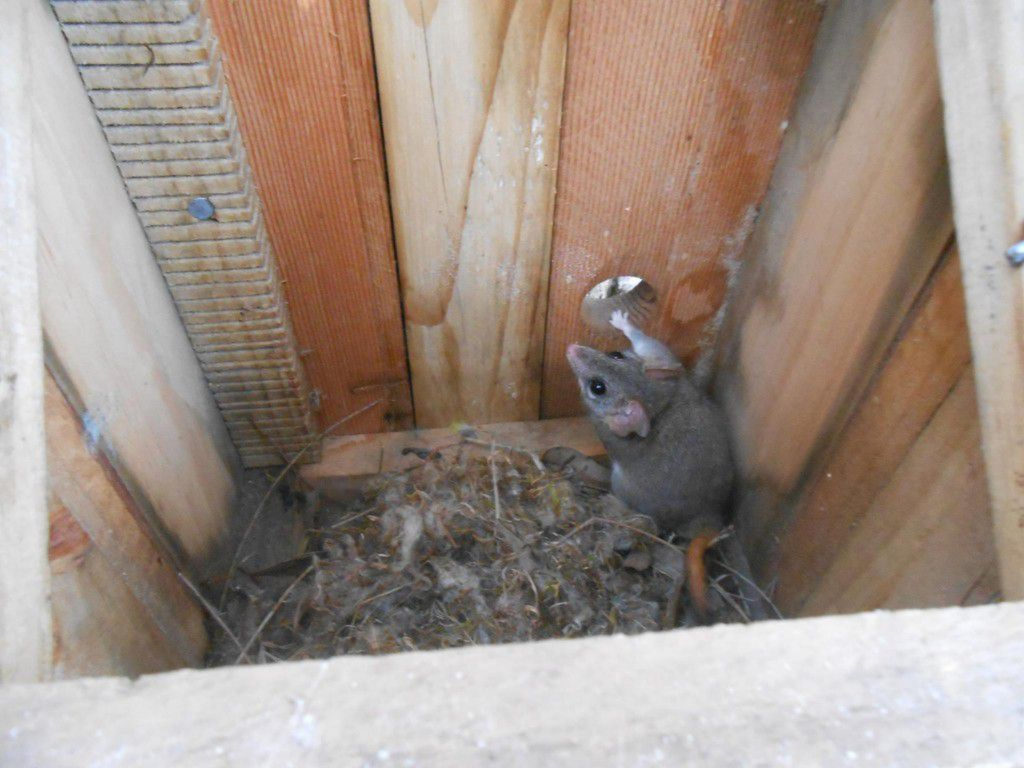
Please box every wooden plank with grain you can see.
[801,370,994,615]
[153,235,262,260]
[142,206,254,227]
[121,156,242,179]
[0,0,52,684]
[541,0,822,417]
[60,15,204,46]
[207,0,413,434]
[301,416,601,483]
[134,186,251,212]
[112,136,240,163]
[48,504,190,679]
[44,374,207,672]
[90,79,225,110]
[32,0,238,567]
[3,604,1024,767]
[772,249,977,614]
[103,121,235,145]
[52,0,197,24]
[69,40,213,67]
[934,0,1024,599]
[713,0,953,552]
[370,0,570,427]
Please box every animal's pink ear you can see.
[604,399,650,438]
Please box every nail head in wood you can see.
[1005,240,1024,267]
[187,196,215,221]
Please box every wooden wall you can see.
[934,0,1024,600]
[205,0,822,431]
[46,374,206,677]
[773,249,997,615]
[207,0,413,435]
[6,0,235,679]
[542,0,822,416]
[34,0,238,570]
[712,0,998,615]
[14,0,1007,685]
[0,0,50,683]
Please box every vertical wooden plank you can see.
[371,0,570,428]
[934,0,1024,599]
[801,370,994,615]
[31,0,237,569]
[0,0,52,683]
[48,500,193,679]
[541,1,822,417]
[45,372,207,672]
[207,0,413,434]
[52,0,320,468]
[773,249,976,614]
[712,0,953,552]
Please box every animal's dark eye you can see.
[607,351,625,360]
[588,378,607,396]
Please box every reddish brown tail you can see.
[686,530,718,621]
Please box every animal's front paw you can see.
[609,309,631,331]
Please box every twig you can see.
[661,567,687,630]
[462,437,546,471]
[329,509,372,530]
[592,517,682,553]
[713,558,784,619]
[352,584,406,614]
[221,398,383,607]
[550,517,597,547]
[177,572,246,656]
[710,580,751,623]
[489,445,502,520]
[235,563,315,664]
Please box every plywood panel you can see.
[48,501,191,679]
[45,372,206,671]
[772,249,974,613]
[0,0,51,684]
[713,0,953,550]
[801,370,994,615]
[934,0,1024,599]
[207,0,412,434]
[371,0,569,427]
[32,0,237,567]
[541,0,822,417]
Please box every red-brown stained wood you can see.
[47,501,91,565]
[541,0,822,417]
[207,0,411,433]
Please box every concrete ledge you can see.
[2,603,1022,767]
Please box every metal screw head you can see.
[187,196,216,221]
[1006,241,1024,267]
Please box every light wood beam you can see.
[0,0,52,684]
[31,0,237,569]
[934,0,1024,599]
[1,604,1022,766]
[713,0,952,554]
[371,0,569,427]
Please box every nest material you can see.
[209,444,752,666]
